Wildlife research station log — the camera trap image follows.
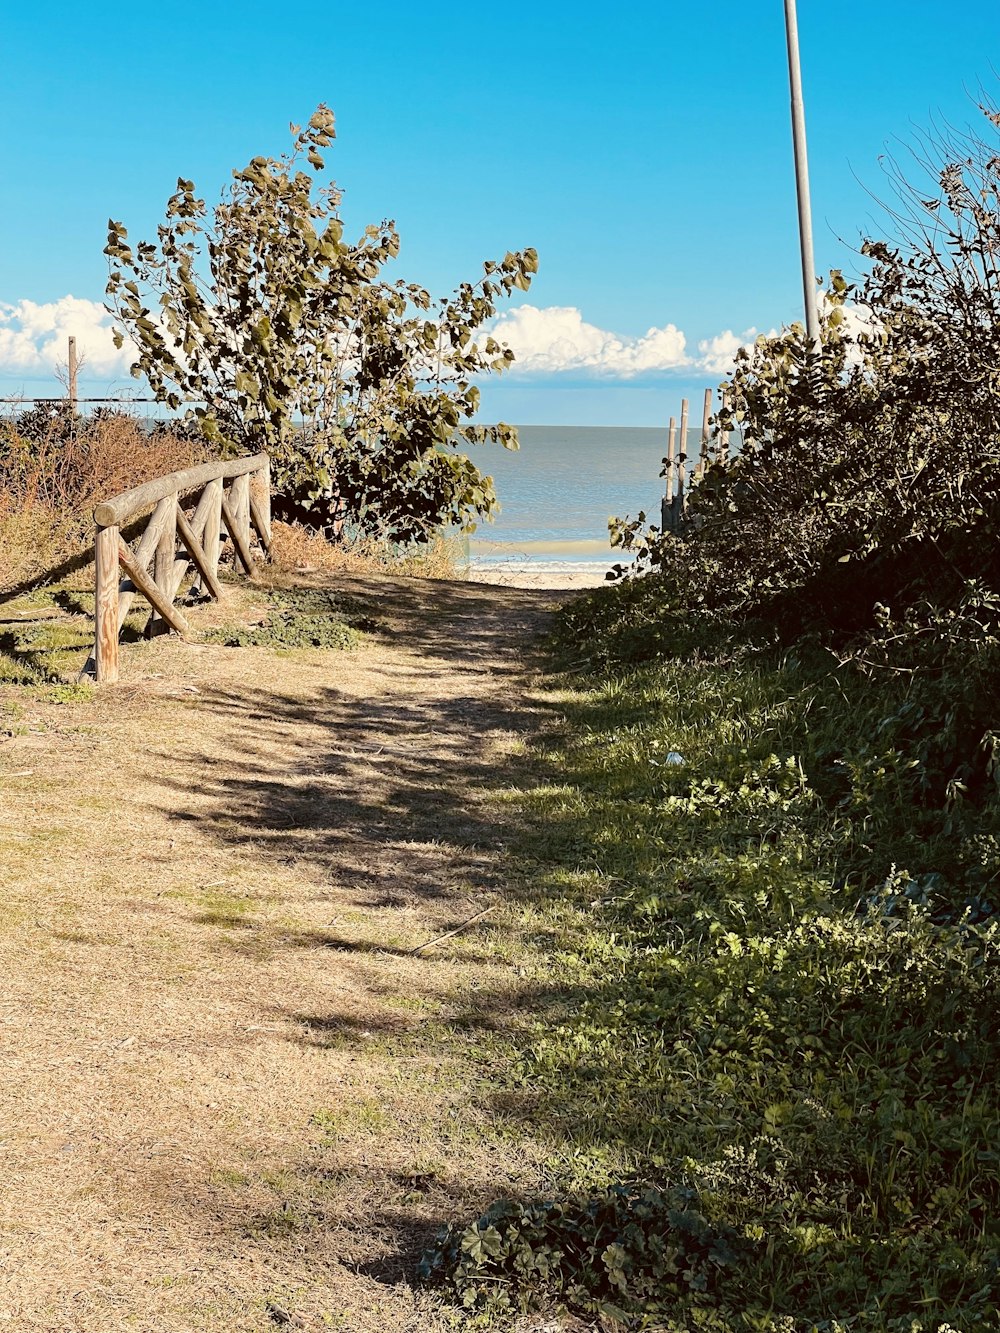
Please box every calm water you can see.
[467,424,704,574]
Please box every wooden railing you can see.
[88,454,272,683]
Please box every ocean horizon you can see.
[466,422,712,573]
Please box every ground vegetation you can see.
[419,102,1000,1330]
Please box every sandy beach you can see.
[467,562,613,590]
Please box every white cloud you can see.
[2,292,838,389]
[697,328,761,375]
[486,304,691,377]
[0,296,131,379]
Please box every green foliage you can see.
[419,1185,744,1322]
[422,606,1000,1329]
[202,587,376,650]
[612,103,1000,642]
[599,100,1000,840]
[105,106,538,543]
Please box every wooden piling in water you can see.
[663,416,677,532]
[700,388,712,471]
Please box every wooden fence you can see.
[87,454,272,684]
[661,388,732,534]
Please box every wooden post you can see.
[200,478,223,581]
[118,538,191,639]
[116,497,173,634]
[68,336,78,411]
[250,460,272,552]
[718,388,731,467]
[677,398,689,513]
[259,459,272,543]
[175,506,224,601]
[147,494,177,637]
[221,490,255,575]
[231,473,252,550]
[700,388,712,471]
[663,417,677,532]
[94,524,120,683]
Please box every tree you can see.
[105,106,538,542]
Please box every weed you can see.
[203,587,377,652]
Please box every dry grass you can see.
[0,412,466,598]
[270,522,466,583]
[0,415,203,592]
[0,570,574,1332]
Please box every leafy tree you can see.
[105,107,538,542]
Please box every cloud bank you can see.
[0,295,795,388]
[0,296,131,380]
[485,306,776,379]
[697,327,767,374]
[485,304,691,377]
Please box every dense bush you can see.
[616,103,1000,641]
[599,101,1000,854]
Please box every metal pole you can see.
[783,0,820,343]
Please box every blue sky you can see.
[3,1,1000,424]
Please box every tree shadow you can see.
[126,574,624,1301]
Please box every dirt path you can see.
[0,574,571,1332]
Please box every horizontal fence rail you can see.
[87,454,271,684]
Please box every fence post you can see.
[147,494,177,637]
[677,398,689,516]
[700,388,712,472]
[259,458,272,543]
[249,461,273,553]
[94,523,120,683]
[231,473,252,550]
[203,478,223,580]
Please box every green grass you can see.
[0,580,147,683]
[202,586,379,651]
[421,593,1000,1331]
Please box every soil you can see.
[0,572,577,1333]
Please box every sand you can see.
[466,563,612,590]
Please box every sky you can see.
[3,1,1000,425]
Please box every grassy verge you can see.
[423,587,1000,1332]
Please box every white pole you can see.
[783,0,820,343]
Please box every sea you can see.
[465,423,705,580]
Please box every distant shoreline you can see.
[467,559,613,590]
